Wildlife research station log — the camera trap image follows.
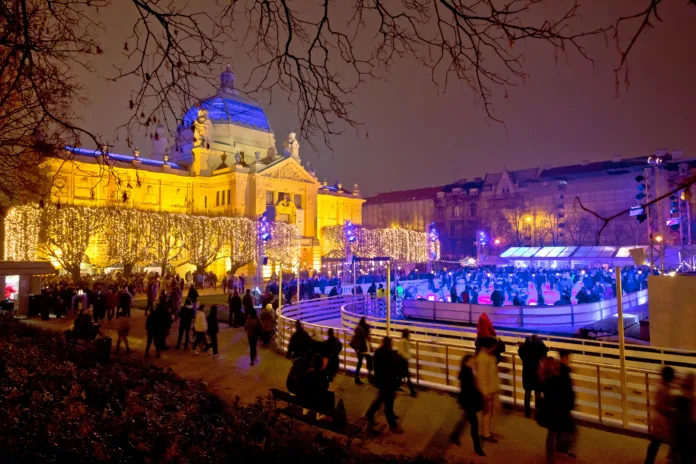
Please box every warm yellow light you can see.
[525,216,532,223]
[655,235,663,243]
[494,239,501,245]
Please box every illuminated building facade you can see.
[34,67,363,277]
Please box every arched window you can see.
[469,203,477,218]
[453,205,462,217]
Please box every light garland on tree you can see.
[322,224,439,263]
[221,216,257,269]
[265,221,300,267]
[4,204,41,261]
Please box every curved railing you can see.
[277,294,696,434]
[401,289,648,328]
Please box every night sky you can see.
[76,1,696,196]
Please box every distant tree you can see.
[222,216,257,275]
[148,212,184,276]
[38,205,106,281]
[182,216,225,274]
[106,208,156,276]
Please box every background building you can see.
[364,152,696,260]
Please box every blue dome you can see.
[182,94,272,132]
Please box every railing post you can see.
[596,365,603,422]
[343,330,347,370]
[519,306,524,327]
[445,345,450,386]
[512,354,517,405]
[416,340,420,384]
[469,303,472,324]
[645,372,651,434]
[570,302,575,327]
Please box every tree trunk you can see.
[123,262,134,277]
[160,262,167,277]
[68,265,81,282]
[196,264,206,275]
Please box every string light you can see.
[4,204,41,260]
[5,202,289,276]
[322,224,439,262]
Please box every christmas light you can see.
[321,224,439,262]
[4,204,41,261]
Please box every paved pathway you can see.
[27,311,668,464]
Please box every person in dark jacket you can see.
[145,311,160,358]
[366,337,404,432]
[287,320,312,360]
[674,373,695,464]
[176,299,195,350]
[450,284,459,303]
[187,285,199,307]
[450,354,485,456]
[519,334,549,418]
[93,288,106,322]
[242,289,255,317]
[544,351,576,462]
[351,317,373,384]
[323,328,342,382]
[118,287,132,318]
[206,305,220,356]
[490,287,505,307]
[245,311,261,365]
[302,353,334,416]
[286,351,313,394]
[470,286,479,304]
[228,290,243,327]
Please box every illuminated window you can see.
[294,194,302,208]
[266,191,274,205]
[453,205,462,217]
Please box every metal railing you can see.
[276,294,696,434]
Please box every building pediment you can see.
[259,158,317,184]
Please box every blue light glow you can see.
[65,146,185,170]
[182,96,272,131]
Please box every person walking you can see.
[518,334,549,418]
[674,373,695,464]
[287,320,312,360]
[544,350,576,463]
[228,290,243,327]
[144,279,157,315]
[396,329,417,397]
[365,337,404,433]
[145,310,161,358]
[242,288,255,318]
[323,328,342,382]
[118,286,133,318]
[176,298,194,350]
[450,354,485,456]
[350,317,373,384]
[192,304,209,354]
[645,366,677,464]
[260,303,275,345]
[187,285,199,309]
[114,314,131,355]
[475,312,496,352]
[245,310,261,365]
[475,338,500,443]
[206,305,219,356]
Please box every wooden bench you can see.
[269,388,365,447]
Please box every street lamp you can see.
[494,238,501,245]
[525,216,532,223]
[655,235,663,243]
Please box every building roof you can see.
[441,179,483,193]
[181,66,272,132]
[538,154,696,179]
[66,146,186,170]
[362,186,442,205]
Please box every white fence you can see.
[402,289,648,328]
[276,294,696,434]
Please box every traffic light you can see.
[635,175,647,201]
